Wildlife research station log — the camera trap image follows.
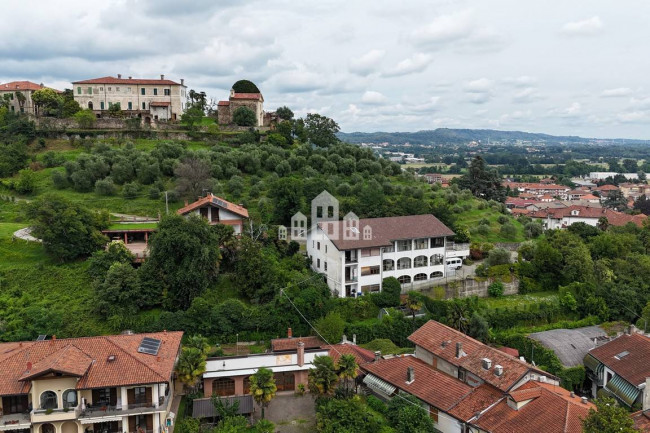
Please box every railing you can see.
[345,276,358,283]
[1,412,30,427]
[80,397,168,418]
[446,243,470,251]
[345,257,358,264]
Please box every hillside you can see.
[338,128,650,146]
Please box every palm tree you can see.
[336,354,358,393]
[406,292,423,329]
[308,355,338,397]
[175,347,206,393]
[249,367,276,420]
[185,335,210,355]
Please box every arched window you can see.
[383,259,394,271]
[41,424,55,433]
[397,275,411,284]
[63,389,77,408]
[414,256,428,268]
[430,254,444,266]
[414,273,427,282]
[430,271,444,279]
[212,378,235,397]
[88,102,93,110]
[40,391,57,410]
[397,258,411,270]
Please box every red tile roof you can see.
[362,356,473,411]
[498,347,520,358]
[0,331,182,396]
[409,321,554,392]
[150,101,171,107]
[470,381,593,433]
[271,336,323,352]
[447,384,503,421]
[231,93,262,100]
[594,185,619,191]
[176,193,249,218]
[321,214,455,251]
[217,101,230,106]
[322,343,376,366]
[529,205,646,227]
[632,410,650,432]
[588,333,650,385]
[0,81,60,92]
[72,76,183,86]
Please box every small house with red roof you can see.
[0,81,61,115]
[217,80,266,127]
[71,74,187,121]
[177,193,249,235]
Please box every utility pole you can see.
[165,191,169,215]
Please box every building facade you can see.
[176,194,249,235]
[0,331,183,433]
[307,214,468,297]
[0,81,60,115]
[72,75,186,121]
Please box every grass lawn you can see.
[456,206,526,243]
[479,291,559,310]
[107,222,159,230]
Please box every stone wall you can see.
[34,117,184,130]
[409,276,519,299]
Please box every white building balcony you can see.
[0,413,31,431]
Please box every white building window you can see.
[397,240,411,252]
[397,257,411,270]
[414,238,428,250]
[414,255,428,268]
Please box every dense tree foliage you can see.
[582,398,639,433]
[233,107,256,126]
[457,156,505,202]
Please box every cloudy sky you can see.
[2,0,649,138]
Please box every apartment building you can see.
[307,214,468,297]
[0,81,60,115]
[72,75,186,121]
[0,331,182,433]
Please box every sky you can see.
[2,0,650,139]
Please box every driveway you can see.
[253,392,315,433]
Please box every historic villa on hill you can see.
[0,81,61,115]
[72,75,187,121]
[0,331,182,433]
[217,80,276,128]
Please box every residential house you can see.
[502,182,570,199]
[0,81,61,115]
[0,331,182,433]
[307,214,468,298]
[72,75,187,121]
[619,183,650,201]
[584,330,650,410]
[632,409,650,432]
[217,84,265,127]
[528,326,609,367]
[528,205,646,229]
[176,194,249,235]
[592,184,620,198]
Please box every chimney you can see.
[342,334,348,344]
[581,397,588,405]
[494,365,503,377]
[352,334,357,345]
[482,358,492,370]
[161,74,165,80]
[297,341,305,367]
[570,391,575,398]
[184,200,189,206]
[456,342,463,358]
[128,76,132,79]
[180,78,185,86]
[287,327,292,338]
[374,351,381,362]
[52,335,56,340]
[118,74,122,79]
[406,366,415,384]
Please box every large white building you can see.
[307,214,467,297]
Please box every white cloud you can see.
[361,90,388,105]
[513,87,543,103]
[548,102,582,117]
[561,16,603,36]
[464,78,493,93]
[382,53,432,77]
[349,49,385,76]
[617,111,650,123]
[601,87,633,98]
[503,76,537,87]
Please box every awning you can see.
[605,374,641,407]
[192,396,254,418]
[363,374,396,396]
[79,416,124,424]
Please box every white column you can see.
[122,416,129,433]
[152,413,160,433]
[152,385,159,408]
[120,387,128,410]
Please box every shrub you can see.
[232,106,256,126]
[500,222,517,239]
[149,186,161,199]
[488,281,505,297]
[123,182,139,199]
[15,169,36,194]
[479,218,490,226]
[74,109,96,129]
[497,215,509,225]
[486,247,511,267]
[51,171,69,189]
[94,178,117,196]
[477,223,490,236]
[367,395,388,415]
[524,222,543,238]
[372,277,401,308]
[42,151,65,168]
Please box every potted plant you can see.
[45,408,53,415]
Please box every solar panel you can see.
[36,335,47,341]
[212,198,228,209]
[138,337,161,355]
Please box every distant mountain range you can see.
[337,128,650,146]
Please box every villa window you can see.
[397,240,411,252]
[77,87,81,95]
[40,391,57,410]
[213,378,235,397]
[361,266,380,276]
[414,238,428,250]
[397,257,411,270]
[431,237,445,248]
[361,248,380,257]
[154,88,158,96]
[142,102,146,110]
[63,389,77,409]
[384,244,395,253]
[164,89,170,96]
[414,255,428,268]
[141,88,146,95]
[383,259,394,271]
[414,273,427,282]
[134,387,147,404]
[397,275,411,284]
[430,271,443,279]
[430,254,443,266]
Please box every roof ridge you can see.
[103,336,167,383]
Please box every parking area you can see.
[253,392,316,433]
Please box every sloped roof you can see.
[408,321,555,392]
[632,410,650,432]
[470,381,593,433]
[176,194,249,218]
[529,326,607,367]
[447,384,503,421]
[0,331,182,396]
[0,81,61,92]
[217,101,230,106]
[322,343,376,366]
[362,355,473,411]
[529,205,646,227]
[231,93,263,101]
[271,336,323,352]
[588,333,650,386]
[72,76,183,86]
[321,214,455,250]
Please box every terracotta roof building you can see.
[584,331,650,409]
[0,80,61,115]
[217,81,266,127]
[177,193,249,235]
[71,74,187,121]
[0,331,182,433]
[529,205,646,230]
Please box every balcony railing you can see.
[345,276,358,283]
[79,397,169,418]
[0,412,30,430]
[446,243,470,252]
[345,256,358,263]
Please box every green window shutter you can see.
[154,88,158,96]
[77,87,81,94]
[100,102,104,110]
[88,87,92,95]
[128,102,132,110]
[141,88,145,95]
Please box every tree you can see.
[315,397,384,433]
[468,312,490,342]
[107,102,123,118]
[185,335,210,355]
[275,106,294,120]
[406,292,423,327]
[249,367,277,419]
[336,354,358,393]
[304,113,340,148]
[94,262,143,319]
[14,91,26,112]
[622,158,638,173]
[375,277,401,307]
[26,196,109,262]
[308,355,338,396]
[233,106,256,126]
[457,156,506,202]
[232,236,277,302]
[633,194,650,215]
[87,241,134,280]
[141,214,221,310]
[181,105,204,130]
[31,88,63,117]
[232,80,260,93]
[582,397,639,433]
[74,109,96,128]
[174,157,214,199]
[603,190,627,210]
[386,393,435,433]
[315,311,345,344]
[176,347,207,392]
[15,169,36,194]
[0,141,29,177]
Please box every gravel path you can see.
[12,227,41,242]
